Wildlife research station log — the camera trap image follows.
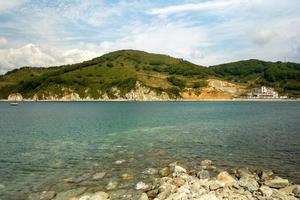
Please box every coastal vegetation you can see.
[0,50,299,99]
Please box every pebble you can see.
[115,159,126,165]
[173,177,185,187]
[0,183,5,189]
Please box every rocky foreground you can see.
[27,160,300,200]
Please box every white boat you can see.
[10,102,18,106]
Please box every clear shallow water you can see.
[0,101,299,199]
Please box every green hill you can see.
[0,50,299,99]
[211,59,300,97]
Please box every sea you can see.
[0,101,299,199]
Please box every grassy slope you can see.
[0,50,299,99]
[0,50,211,99]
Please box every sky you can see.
[0,0,300,74]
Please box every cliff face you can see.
[10,82,171,101]
[7,80,248,101]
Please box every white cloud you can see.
[0,0,27,12]
[0,37,8,47]
[149,0,255,16]
[252,30,277,46]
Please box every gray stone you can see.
[75,173,91,183]
[197,169,210,179]
[238,176,259,192]
[39,191,56,200]
[53,187,86,200]
[0,183,5,189]
[92,172,106,180]
[259,185,273,197]
[106,180,119,190]
[292,185,300,198]
[28,193,39,200]
[142,168,158,175]
[90,191,110,200]
[209,180,224,190]
[264,177,289,189]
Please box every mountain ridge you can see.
[1,49,299,100]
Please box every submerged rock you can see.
[53,187,86,200]
[121,173,134,180]
[92,172,106,180]
[106,180,119,190]
[115,160,126,165]
[264,176,289,189]
[39,191,56,200]
[143,168,158,175]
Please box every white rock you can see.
[136,182,150,190]
[174,165,187,174]
[199,193,219,200]
[115,159,126,165]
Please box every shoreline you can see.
[1,98,299,102]
[20,159,300,200]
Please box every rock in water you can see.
[39,191,56,200]
[106,180,118,190]
[53,187,86,200]
[121,173,134,180]
[90,191,110,200]
[92,172,106,180]
[143,168,158,175]
[115,159,126,165]
[264,177,289,189]
[201,159,213,166]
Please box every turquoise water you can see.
[0,102,300,199]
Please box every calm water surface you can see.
[0,102,299,199]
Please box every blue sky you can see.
[0,0,300,73]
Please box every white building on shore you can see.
[250,86,279,99]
